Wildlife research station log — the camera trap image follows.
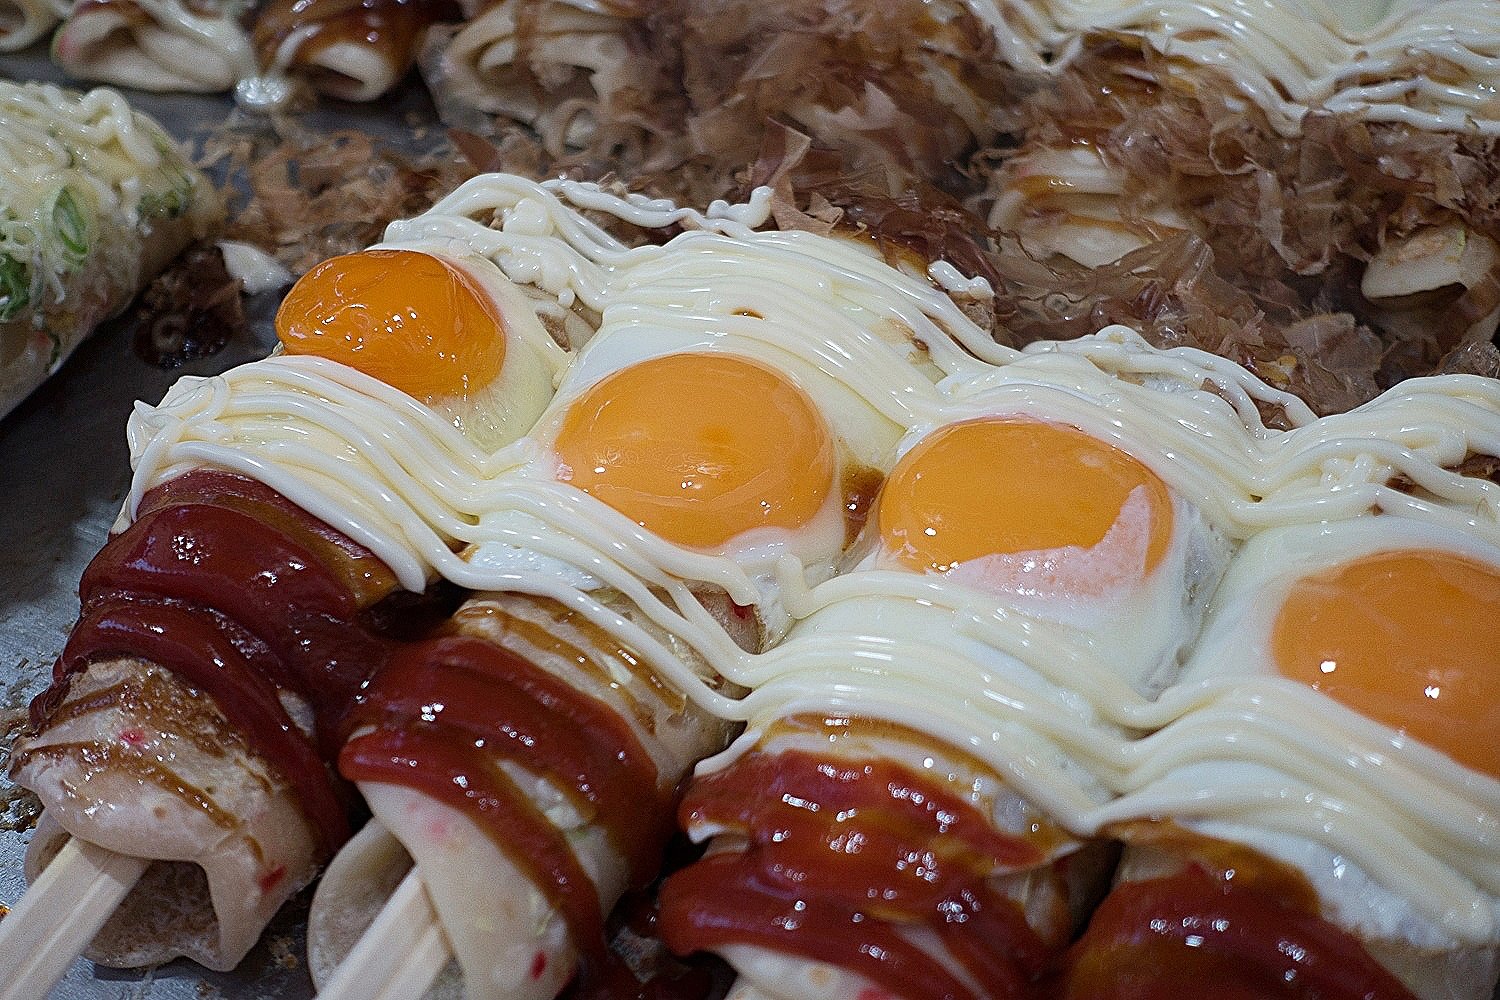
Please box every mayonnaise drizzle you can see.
[122,173,1500,947]
[0,81,195,313]
[968,0,1500,135]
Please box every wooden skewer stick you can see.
[0,836,149,1000]
[315,869,450,1000]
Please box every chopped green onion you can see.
[0,256,30,324]
[140,178,188,220]
[52,188,88,264]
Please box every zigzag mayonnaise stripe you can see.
[967,0,1500,134]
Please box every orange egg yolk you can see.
[552,352,836,551]
[275,249,506,402]
[1272,548,1500,780]
[877,417,1174,579]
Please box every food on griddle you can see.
[657,334,1246,999]
[0,0,64,51]
[13,467,399,970]
[2,169,1012,997]
[0,80,219,419]
[1065,504,1500,999]
[658,334,1500,1000]
[0,207,576,995]
[980,1,1500,394]
[301,173,1022,999]
[419,0,1014,192]
[46,0,461,103]
[251,0,461,103]
[51,0,258,93]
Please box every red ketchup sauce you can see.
[339,632,674,970]
[30,469,405,856]
[1057,838,1420,1000]
[658,747,1053,1000]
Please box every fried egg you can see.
[854,408,1230,701]
[470,329,906,647]
[1180,516,1500,783]
[550,351,840,555]
[1098,515,1500,980]
[275,246,564,450]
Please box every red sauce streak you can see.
[340,634,671,960]
[258,864,288,895]
[531,950,548,981]
[30,470,399,856]
[659,749,1051,1000]
[1058,863,1420,1000]
[57,596,352,850]
[138,468,397,606]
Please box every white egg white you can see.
[1097,516,1500,997]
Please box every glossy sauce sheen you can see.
[659,748,1052,1000]
[30,470,403,856]
[252,0,460,70]
[340,633,672,962]
[1060,844,1420,1000]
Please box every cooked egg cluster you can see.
[123,174,1500,974]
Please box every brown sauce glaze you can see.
[72,496,391,749]
[340,632,673,963]
[658,747,1053,1000]
[38,670,257,765]
[1057,841,1420,1000]
[137,469,399,606]
[252,0,460,72]
[450,598,673,730]
[842,462,884,547]
[10,741,237,830]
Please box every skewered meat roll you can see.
[12,466,404,970]
[660,330,1500,1000]
[251,0,460,103]
[48,0,459,103]
[656,329,1327,999]
[0,80,220,419]
[4,199,578,988]
[1068,513,1500,1000]
[1052,370,1500,999]
[302,173,1023,1000]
